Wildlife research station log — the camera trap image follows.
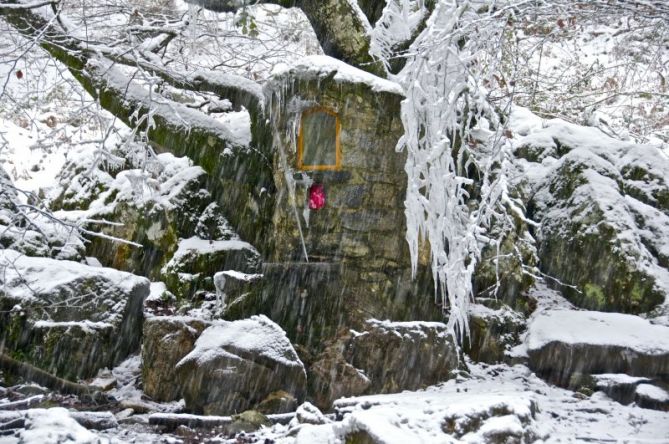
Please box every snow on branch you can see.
[388,0,521,341]
[0,0,56,9]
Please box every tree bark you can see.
[0,353,106,402]
[0,1,275,246]
[184,0,387,77]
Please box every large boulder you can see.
[525,310,669,387]
[530,149,665,313]
[142,316,210,402]
[53,150,238,283]
[308,332,371,410]
[84,159,213,280]
[308,320,461,408]
[176,315,306,415]
[466,303,528,364]
[509,111,669,318]
[347,320,461,393]
[0,249,149,380]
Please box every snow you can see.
[593,374,651,386]
[364,319,452,341]
[146,281,169,302]
[216,270,262,281]
[178,315,303,369]
[165,236,257,268]
[0,248,148,306]
[259,362,669,443]
[526,310,669,354]
[95,57,246,144]
[270,55,404,95]
[106,354,184,414]
[635,384,669,403]
[1,2,668,442]
[369,0,430,71]
[508,106,669,319]
[33,320,114,333]
[16,408,101,444]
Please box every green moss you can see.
[583,283,606,309]
[345,431,377,444]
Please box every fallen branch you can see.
[0,410,117,431]
[0,353,110,403]
[149,412,294,429]
[0,395,45,411]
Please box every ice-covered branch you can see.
[183,0,387,76]
[0,0,262,149]
[390,0,522,341]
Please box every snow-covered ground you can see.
[2,358,667,443]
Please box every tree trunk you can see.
[0,1,275,246]
[183,0,387,77]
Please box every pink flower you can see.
[308,183,326,210]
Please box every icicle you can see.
[375,0,519,343]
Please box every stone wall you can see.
[255,65,442,348]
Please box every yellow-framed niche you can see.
[297,107,341,171]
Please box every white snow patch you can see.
[217,270,262,281]
[526,310,669,354]
[33,320,114,333]
[270,55,403,95]
[0,249,148,307]
[635,384,669,403]
[168,236,257,265]
[178,315,303,369]
[17,408,100,444]
[258,363,669,443]
[593,374,651,386]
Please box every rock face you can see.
[142,316,210,402]
[233,56,444,349]
[161,236,261,300]
[82,158,213,281]
[53,151,249,294]
[348,320,460,393]
[525,310,669,388]
[466,303,528,363]
[308,332,372,409]
[176,315,306,415]
[308,320,460,408]
[513,115,669,315]
[0,249,148,380]
[0,167,84,261]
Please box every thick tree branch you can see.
[0,0,263,124]
[184,0,387,77]
[0,0,275,247]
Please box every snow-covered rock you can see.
[634,383,669,411]
[309,319,460,408]
[466,302,528,363]
[348,320,460,393]
[175,315,306,415]
[0,249,149,379]
[511,110,669,317]
[161,236,260,300]
[525,310,669,387]
[13,408,103,443]
[0,167,84,261]
[592,373,652,406]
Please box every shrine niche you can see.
[297,107,341,171]
[237,56,441,348]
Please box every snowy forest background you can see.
[0,0,668,442]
